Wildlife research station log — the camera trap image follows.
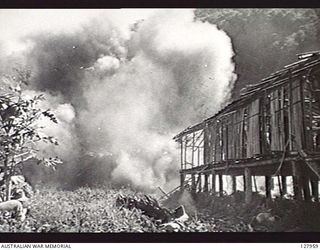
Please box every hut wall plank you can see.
[181,139,184,170]
[228,113,235,159]
[184,136,187,169]
[246,103,253,157]
[304,79,314,151]
[222,121,228,160]
[215,123,222,162]
[238,108,245,159]
[270,90,281,151]
[279,87,285,149]
[247,99,261,157]
[311,77,320,151]
[203,127,209,165]
[269,87,286,151]
[241,107,248,158]
[207,126,213,163]
[260,92,272,154]
[191,133,195,167]
[210,124,217,163]
[234,111,241,159]
[291,80,304,150]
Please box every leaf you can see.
[42,110,58,123]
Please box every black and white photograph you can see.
[0,8,320,237]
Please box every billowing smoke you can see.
[22,90,79,163]
[1,9,236,191]
[19,90,80,185]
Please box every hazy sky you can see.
[0,9,156,55]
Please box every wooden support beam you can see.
[288,81,293,150]
[302,176,311,201]
[204,174,209,192]
[158,186,169,199]
[225,124,229,160]
[311,180,319,201]
[292,161,303,200]
[281,176,287,196]
[265,176,272,199]
[180,173,185,191]
[299,79,307,149]
[191,174,196,193]
[219,175,223,196]
[260,93,267,154]
[280,87,286,152]
[245,168,252,204]
[203,127,209,165]
[232,176,237,194]
[198,174,202,193]
[180,140,184,170]
[304,78,313,151]
[197,145,200,167]
[184,138,187,169]
[277,175,283,197]
[191,133,195,168]
[211,172,216,193]
[180,154,320,175]
[253,176,258,192]
[292,175,300,200]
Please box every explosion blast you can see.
[1,9,236,191]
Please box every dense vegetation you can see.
[0,187,217,233]
[0,186,259,232]
[1,186,320,232]
[195,9,320,99]
[0,71,60,200]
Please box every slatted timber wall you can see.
[179,70,320,171]
[270,88,286,151]
[291,79,305,150]
[247,99,261,157]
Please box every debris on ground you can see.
[116,194,173,223]
[248,211,278,232]
[117,189,320,232]
[116,193,190,231]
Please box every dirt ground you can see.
[161,190,320,232]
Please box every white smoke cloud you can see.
[0,9,236,192]
[133,10,236,119]
[79,9,236,191]
[0,9,155,55]
[93,55,121,76]
[21,90,79,164]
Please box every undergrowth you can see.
[0,186,320,232]
[0,187,160,232]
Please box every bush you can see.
[0,186,161,232]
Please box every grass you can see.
[0,186,161,232]
[1,186,320,232]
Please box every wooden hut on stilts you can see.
[173,51,320,203]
